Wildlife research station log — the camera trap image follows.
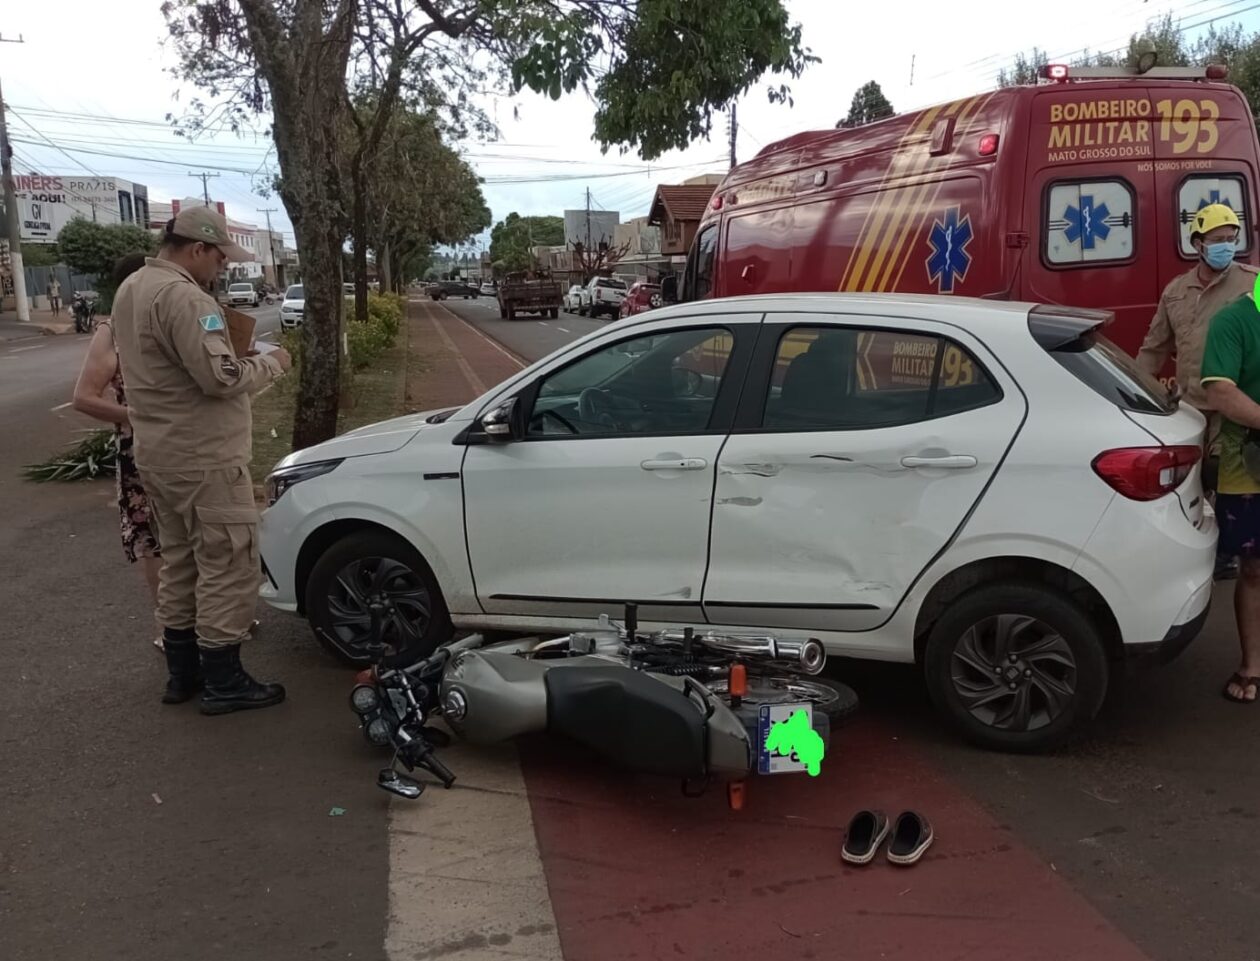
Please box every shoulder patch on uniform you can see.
[199,314,225,331]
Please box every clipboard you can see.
[223,306,256,357]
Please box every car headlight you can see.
[264,459,343,506]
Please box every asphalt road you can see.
[439,297,1260,961]
[0,302,392,961]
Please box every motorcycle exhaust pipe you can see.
[659,631,826,675]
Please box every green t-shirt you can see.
[1201,293,1260,494]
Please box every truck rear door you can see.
[1023,86,1159,358]
[1147,83,1260,328]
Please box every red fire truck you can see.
[674,64,1259,388]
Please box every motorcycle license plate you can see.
[757,702,814,775]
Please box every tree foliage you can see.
[489,214,565,273]
[160,0,814,447]
[57,220,156,279]
[998,14,1260,112]
[838,80,895,128]
[359,103,490,292]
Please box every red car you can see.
[619,281,662,318]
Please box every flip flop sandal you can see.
[1222,673,1260,704]
[841,810,890,865]
[886,811,934,866]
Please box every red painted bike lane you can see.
[521,720,1150,961]
[424,301,1152,961]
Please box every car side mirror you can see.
[660,275,678,304]
[480,397,521,442]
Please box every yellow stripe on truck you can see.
[860,99,969,292]
[890,91,998,294]
[839,102,951,292]
[874,93,989,293]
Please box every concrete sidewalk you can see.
[0,307,76,341]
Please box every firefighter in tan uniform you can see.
[1138,203,1257,580]
[113,207,293,714]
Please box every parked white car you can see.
[480,282,497,297]
[279,284,305,329]
[259,293,1214,752]
[563,284,589,314]
[227,282,259,308]
[585,276,627,318]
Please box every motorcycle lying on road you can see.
[349,603,858,807]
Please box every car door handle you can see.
[641,458,708,471]
[900,455,978,469]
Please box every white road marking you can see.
[51,401,73,411]
[9,344,44,353]
[556,326,571,334]
[257,330,276,340]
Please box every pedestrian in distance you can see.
[1137,203,1257,580]
[71,253,162,642]
[112,207,292,715]
[47,276,62,317]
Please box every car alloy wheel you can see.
[324,556,434,661]
[949,614,1077,733]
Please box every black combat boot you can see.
[199,644,286,716]
[161,628,203,704]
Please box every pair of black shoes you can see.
[161,630,285,715]
[841,810,934,866]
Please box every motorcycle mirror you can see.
[377,768,425,800]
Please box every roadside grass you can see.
[249,327,411,489]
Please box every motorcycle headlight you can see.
[350,684,380,715]
[264,459,343,506]
[365,717,393,745]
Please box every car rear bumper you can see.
[1125,578,1212,663]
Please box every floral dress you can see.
[103,321,160,563]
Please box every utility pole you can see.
[728,102,738,170]
[909,53,916,87]
[188,171,219,205]
[1,34,30,322]
[585,187,592,251]
[256,207,278,286]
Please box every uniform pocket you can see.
[195,505,260,563]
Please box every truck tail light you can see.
[978,133,999,156]
[1092,446,1200,501]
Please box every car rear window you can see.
[1036,322,1175,415]
[596,279,627,289]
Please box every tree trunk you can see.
[379,239,392,295]
[260,21,351,450]
[351,153,370,323]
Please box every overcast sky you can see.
[4,0,1257,253]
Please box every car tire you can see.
[305,529,453,667]
[924,582,1109,754]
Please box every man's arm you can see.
[1137,298,1174,377]
[161,291,290,398]
[1206,381,1260,429]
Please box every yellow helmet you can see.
[1192,203,1241,238]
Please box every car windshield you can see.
[286,285,304,299]
[229,284,252,292]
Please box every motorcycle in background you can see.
[71,293,96,334]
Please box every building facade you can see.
[14,172,150,244]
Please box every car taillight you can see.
[1092,446,1200,501]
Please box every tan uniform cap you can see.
[170,206,254,262]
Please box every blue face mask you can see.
[1203,241,1237,270]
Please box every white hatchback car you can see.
[259,294,1215,752]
